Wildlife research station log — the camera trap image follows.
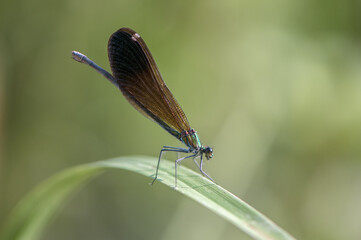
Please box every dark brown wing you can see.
[108,28,190,139]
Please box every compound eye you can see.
[204,146,213,159]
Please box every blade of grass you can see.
[0,156,295,240]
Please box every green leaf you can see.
[0,156,295,240]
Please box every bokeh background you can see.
[1,0,361,239]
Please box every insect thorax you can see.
[180,129,202,151]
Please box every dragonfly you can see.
[72,27,214,187]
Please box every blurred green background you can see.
[1,0,361,239]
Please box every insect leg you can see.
[199,154,215,183]
[192,154,200,169]
[151,146,189,185]
[174,153,197,188]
